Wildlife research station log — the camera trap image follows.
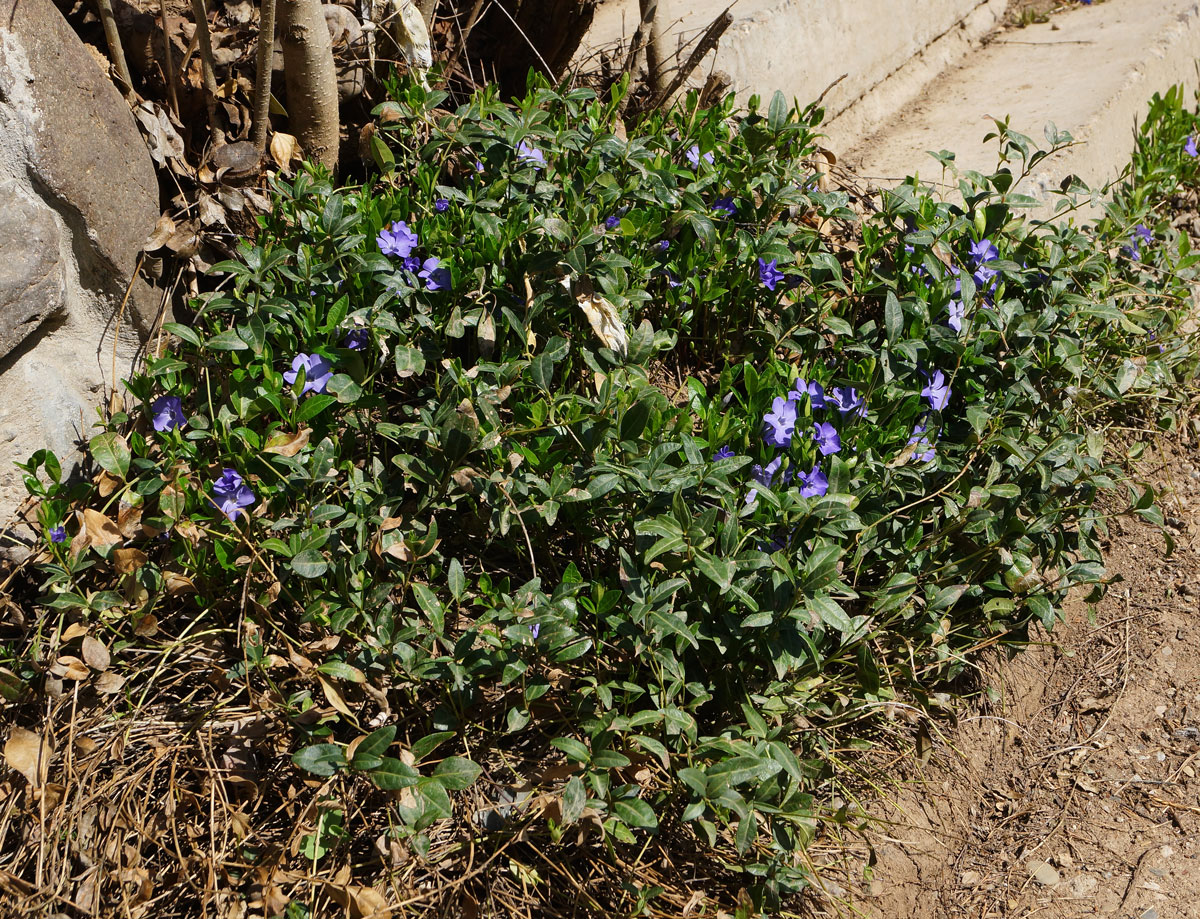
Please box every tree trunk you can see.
[277,0,340,170]
[252,0,278,150]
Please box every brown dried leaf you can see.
[62,622,89,642]
[269,132,298,171]
[144,214,177,251]
[318,676,353,717]
[54,656,90,680]
[263,428,311,457]
[81,636,111,671]
[95,672,126,694]
[83,509,122,547]
[134,614,159,637]
[197,194,227,227]
[4,727,52,787]
[164,572,196,596]
[113,547,148,575]
[117,503,143,539]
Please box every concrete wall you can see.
[580,0,1003,117]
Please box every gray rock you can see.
[1027,859,1061,887]
[0,181,65,361]
[0,0,159,335]
[1068,873,1098,897]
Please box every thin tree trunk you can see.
[252,0,278,149]
[277,0,340,170]
[638,0,665,95]
[189,0,223,143]
[95,0,134,93]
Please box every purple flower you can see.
[812,422,841,456]
[948,298,965,332]
[402,254,422,272]
[713,446,736,461]
[712,196,736,217]
[377,220,419,258]
[284,352,334,395]
[758,258,784,291]
[829,385,865,417]
[212,469,255,523]
[434,198,450,212]
[656,239,671,253]
[343,328,370,350]
[1187,135,1199,158]
[969,238,998,266]
[151,395,187,432]
[791,378,826,408]
[921,370,951,411]
[474,159,485,173]
[746,456,783,505]
[763,396,798,448]
[516,141,545,169]
[530,623,540,639]
[796,464,828,499]
[48,525,66,544]
[605,215,621,230]
[686,145,714,168]
[907,424,936,463]
[418,257,451,291]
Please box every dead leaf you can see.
[144,214,177,251]
[165,222,202,257]
[576,292,628,357]
[95,672,126,694]
[477,311,495,358]
[62,622,89,642]
[117,503,143,539]
[164,572,196,596]
[197,194,227,227]
[53,656,90,680]
[263,428,311,457]
[269,132,298,171]
[4,727,52,787]
[113,548,148,575]
[134,101,185,166]
[81,637,111,672]
[319,676,354,717]
[134,614,159,637]
[83,509,122,547]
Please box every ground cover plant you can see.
[4,78,1200,917]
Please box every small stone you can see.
[1162,846,1175,858]
[1027,859,1060,886]
[1140,909,1158,919]
[1068,874,1098,897]
[961,869,982,887]
[1054,852,1073,868]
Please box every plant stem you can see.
[94,0,134,94]
[189,0,224,143]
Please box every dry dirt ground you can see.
[821,436,1200,919]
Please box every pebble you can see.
[1027,859,1061,886]
[1140,909,1158,919]
[1068,874,1098,897]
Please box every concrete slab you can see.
[844,0,1200,205]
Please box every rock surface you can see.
[0,0,159,539]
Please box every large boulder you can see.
[0,0,160,540]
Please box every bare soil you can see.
[817,436,1200,918]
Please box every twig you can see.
[645,6,733,112]
[94,0,134,94]
[440,0,486,87]
[189,0,224,144]
[252,0,278,150]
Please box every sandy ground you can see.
[817,436,1200,918]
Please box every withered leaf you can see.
[95,672,126,694]
[113,548,148,574]
[269,132,299,171]
[263,428,311,457]
[81,636,111,671]
[4,727,52,787]
[54,656,90,681]
[83,509,122,547]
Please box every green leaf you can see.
[291,548,329,578]
[394,346,426,378]
[416,779,453,820]
[551,736,591,763]
[162,321,202,347]
[352,725,396,768]
[694,553,735,591]
[90,433,131,480]
[432,756,482,790]
[371,756,420,790]
[326,373,362,403]
[884,290,902,344]
[205,329,250,351]
[292,743,344,776]
[561,775,586,825]
[611,797,658,830]
[296,394,337,422]
[448,558,466,601]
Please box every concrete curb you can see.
[846,0,1200,213]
